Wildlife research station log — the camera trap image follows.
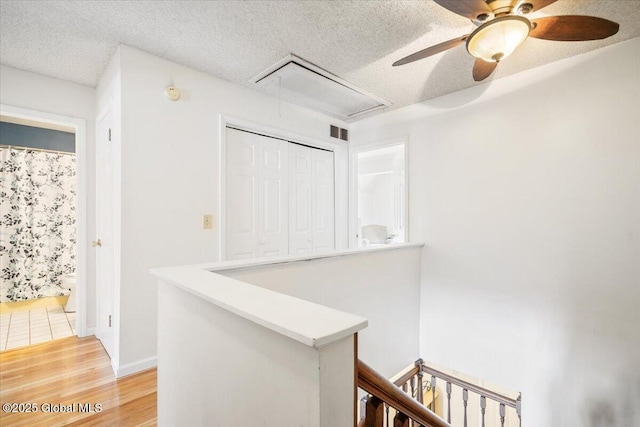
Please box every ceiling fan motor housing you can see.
[396,0,622,82]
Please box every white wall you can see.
[0,65,96,332]
[352,38,640,427]
[115,46,350,372]
[157,280,355,427]
[222,245,423,378]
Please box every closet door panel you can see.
[258,137,289,258]
[312,149,335,253]
[226,129,259,260]
[235,175,256,234]
[295,183,310,230]
[262,179,282,234]
[289,144,313,254]
[226,128,335,260]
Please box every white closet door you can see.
[289,145,335,254]
[226,128,288,260]
[258,137,289,257]
[226,128,260,260]
[289,144,313,255]
[312,149,335,253]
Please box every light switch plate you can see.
[203,214,213,229]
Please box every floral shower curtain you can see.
[0,147,77,302]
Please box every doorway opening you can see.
[0,104,88,350]
[352,140,408,248]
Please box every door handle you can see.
[92,239,102,247]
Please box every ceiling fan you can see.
[393,0,620,81]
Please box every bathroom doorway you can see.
[351,139,408,248]
[0,104,87,350]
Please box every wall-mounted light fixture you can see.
[164,86,180,101]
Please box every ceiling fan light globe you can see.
[466,15,531,63]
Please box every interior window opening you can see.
[356,143,406,247]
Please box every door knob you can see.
[92,239,102,247]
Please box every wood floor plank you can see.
[64,392,158,427]
[0,336,157,426]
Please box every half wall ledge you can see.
[151,243,423,427]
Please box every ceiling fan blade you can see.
[433,0,491,20]
[473,59,497,81]
[393,35,469,66]
[530,16,620,41]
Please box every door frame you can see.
[1,103,88,337]
[349,136,409,249]
[218,114,341,261]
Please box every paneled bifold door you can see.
[226,128,335,260]
[226,128,289,260]
[289,143,335,255]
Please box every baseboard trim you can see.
[115,356,157,378]
[0,295,70,313]
[81,327,96,337]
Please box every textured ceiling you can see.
[1,0,639,121]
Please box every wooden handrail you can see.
[393,364,420,387]
[420,364,518,409]
[357,359,451,427]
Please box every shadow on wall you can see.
[582,376,640,427]
[549,312,640,427]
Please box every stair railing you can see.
[419,360,521,427]
[358,359,521,427]
[357,359,451,427]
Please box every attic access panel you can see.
[251,54,391,120]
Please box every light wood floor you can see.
[0,336,156,426]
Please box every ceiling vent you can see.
[250,54,391,120]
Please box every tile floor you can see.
[0,306,75,351]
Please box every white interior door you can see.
[226,129,260,260]
[96,109,115,358]
[289,144,313,255]
[312,148,335,252]
[258,137,289,257]
[289,144,335,254]
[226,128,288,260]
